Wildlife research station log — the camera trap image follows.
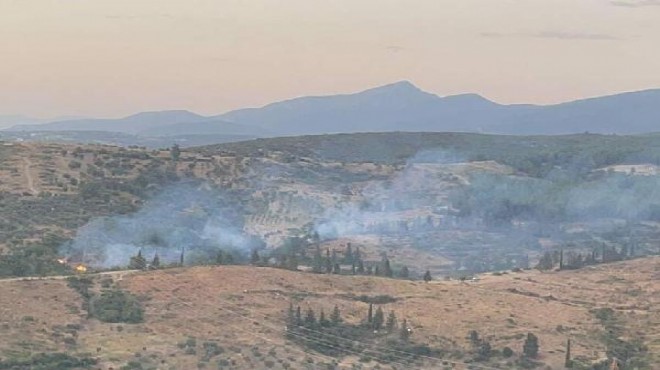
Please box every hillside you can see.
[0,257,657,369]
[3,133,660,277]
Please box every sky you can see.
[1,0,659,119]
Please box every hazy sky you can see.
[1,0,659,118]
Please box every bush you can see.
[89,289,144,323]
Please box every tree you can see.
[565,339,572,368]
[399,266,410,279]
[423,270,432,282]
[400,319,411,341]
[351,262,356,275]
[129,250,147,270]
[477,341,492,361]
[330,305,342,326]
[332,263,341,274]
[502,347,514,358]
[559,249,564,270]
[304,308,316,328]
[170,144,181,162]
[251,249,260,266]
[344,243,354,264]
[386,311,397,332]
[383,258,393,278]
[367,303,373,324]
[312,246,323,273]
[374,265,380,276]
[319,309,330,327]
[179,247,185,267]
[295,306,302,326]
[373,307,384,330]
[469,330,480,345]
[536,252,554,271]
[523,332,539,358]
[325,249,332,273]
[151,254,160,269]
[357,260,365,274]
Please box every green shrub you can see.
[89,289,144,323]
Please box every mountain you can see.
[137,119,269,137]
[218,82,660,135]
[5,82,660,138]
[218,81,508,135]
[0,115,45,129]
[7,110,209,134]
[493,89,660,134]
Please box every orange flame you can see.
[75,264,88,273]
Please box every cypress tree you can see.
[399,266,409,279]
[304,308,316,328]
[373,307,384,330]
[295,306,302,326]
[354,246,362,261]
[325,249,332,273]
[565,339,572,368]
[367,303,373,323]
[250,249,260,265]
[330,305,342,326]
[400,319,410,341]
[180,247,185,266]
[333,263,341,274]
[386,311,397,332]
[357,260,365,274]
[129,250,147,270]
[423,270,432,282]
[319,309,329,327]
[351,262,356,275]
[345,243,354,264]
[383,258,393,277]
[151,254,160,269]
[312,246,323,273]
[523,333,539,358]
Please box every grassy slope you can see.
[1,257,657,369]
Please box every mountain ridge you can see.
[5,82,660,137]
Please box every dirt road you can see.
[0,270,138,284]
[21,156,39,194]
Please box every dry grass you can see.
[0,257,657,369]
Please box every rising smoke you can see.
[60,182,263,268]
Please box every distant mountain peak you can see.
[362,80,424,93]
[125,110,203,120]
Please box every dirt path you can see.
[22,156,39,194]
[0,270,139,284]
